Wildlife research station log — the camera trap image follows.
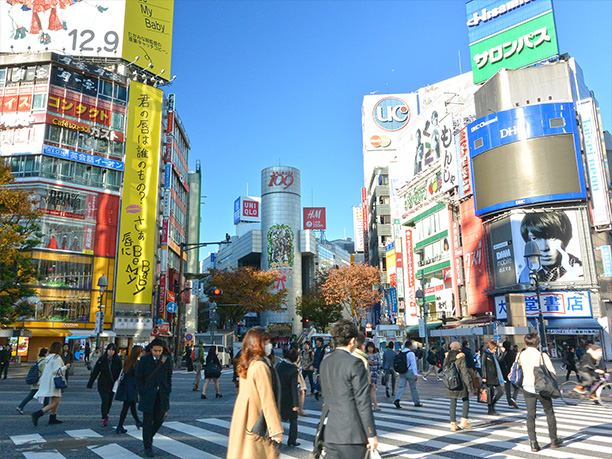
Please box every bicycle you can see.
[560,372,612,406]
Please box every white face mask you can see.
[264,343,273,356]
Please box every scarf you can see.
[486,348,505,384]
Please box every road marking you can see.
[65,429,103,439]
[88,444,142,459]
[125,425,218,459]
[10,434,45,446]
[23,453,65,459]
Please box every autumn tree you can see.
[0,164,42,326]
[320,263,382,325]
[205,267,287,328]
[296,269,341,331]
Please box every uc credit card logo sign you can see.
[373,97,411,131]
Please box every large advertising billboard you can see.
[489,209,585,288]
[115,81,162,306]
[495,290,592,320]
[466,1,558,84]
[468,103,586,216]
[0,1,174,78]
[362,94,418,152]
[233,196,261,224]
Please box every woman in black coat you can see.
[481,341,505,415]
[115,345,143,434]
[444,341,474,431]
[276,347,300,447]
[201,346,222,399]
[87,343,122,426]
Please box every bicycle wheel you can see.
[560,380,582,405]
[596,382,612,406]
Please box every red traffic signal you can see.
[212,287,222,296]
[206,287,222,296]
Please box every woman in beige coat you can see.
[227,327,283,459]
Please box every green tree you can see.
[296,292,341,332]
[0,164,42,325]
[206,267,287,328]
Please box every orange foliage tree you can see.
[320,263,382,325]
[205,267,287,328]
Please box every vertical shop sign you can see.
[404,229,417,318]
[116,81,162,305]
[362,187,369,264]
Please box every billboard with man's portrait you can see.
[489,209,585,288]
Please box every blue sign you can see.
[233,197,241,224]
[467,102,586,215]
[389,287,398,314]
[157,318,163,325]
[164,165,171,188]
[466,0,554,45]
[43,145,124,171]
[166,302,177,313]
[601,245,612,277]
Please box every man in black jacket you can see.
[319,320,378,458]
[136,338,172,458]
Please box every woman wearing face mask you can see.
[87,343,123,427]
[227,327,283,458]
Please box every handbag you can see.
[114,377,128,402]
[477,386,489,404]
[508,350,524,388]
[53,369,68,390]
[365,449,383,459]
[534,353,560,399]
[309,409,327,459]
[205,362,222,379]
[112,369,124,393]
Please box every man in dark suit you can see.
[319,319,378,458]
[136,338,172,458]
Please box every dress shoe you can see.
[144,449,155,457]
[530,441,541,452]
[116,426,127,434]
[287,442,301,447]
[414,403,423,407]
[509,399,519,409]
[393,400,401,409]
[314,392,320,401]
[215,393,223,398]
[16,407,24,415]
[136,420,143,430]
[201,394,207,399]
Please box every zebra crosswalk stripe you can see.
[125,425,218,459]
[88,443,142,459]
[10,434,45,446]
[22,453,64,459]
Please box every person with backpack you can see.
[393,340,422,409]
[200,346,222,399]
[16,348,48,414]
[191,344,205,391]
[443,341,474,431]
[422,347,439,380]
[501,340,520,409]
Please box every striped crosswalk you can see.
[9,398,612,458]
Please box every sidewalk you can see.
[1,360,92,379]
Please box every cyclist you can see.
[574,344,607,397]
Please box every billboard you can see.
[303,207,326,230]
[495,290,592,320]
[489,209,585,288]
[468,103,586,216]
[576,99,612,227]
[470,11,558,84]
[404,229,418,321]
[460,198,492,315]
[0,1,174,78]
[353,206,364,252]
[456,127,472,199]
[362,94,418,151]
[466,0,555,45]
[115,81,162,305]
[233,196,261,224]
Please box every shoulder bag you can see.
[508,349,524,388]
[534,353,560,398]
[112,369,124,393]
[53,368,68,390]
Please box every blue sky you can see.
[169,0,612,256]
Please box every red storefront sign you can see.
[458,128,472,196]
[83,225,95,254]
[460,198,492,315]
[303,207,326,230]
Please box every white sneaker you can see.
[422,376,428,381]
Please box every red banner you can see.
[303,207,326,230]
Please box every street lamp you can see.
[95,275,108,350]
[524,240,548,353]
[415,287,429,371]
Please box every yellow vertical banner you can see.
[116,81,162,305]
[122,0,174,79]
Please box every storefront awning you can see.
[29,329,72,337]
[544,318,603,335]
[405,321,442,334]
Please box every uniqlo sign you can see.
[303,207,326,230]
[234,196,261,224]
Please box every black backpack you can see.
[393,351,409,374]
[442,361,463,391]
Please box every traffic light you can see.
[205,287,222,296]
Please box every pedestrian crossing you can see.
[9,398,611,458]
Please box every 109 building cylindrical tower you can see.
[261,166,302,335]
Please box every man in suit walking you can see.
[136,338,172,458]
[319,319,378,458]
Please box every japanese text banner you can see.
[116,81,162,305]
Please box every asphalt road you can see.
[0,358,610,459]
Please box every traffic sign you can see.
[418,319,426,338]
[151,328,159,336]
[494,335,502,341]
[185,333,193,342]
[157,318,163,325]
[166,302,177,313]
